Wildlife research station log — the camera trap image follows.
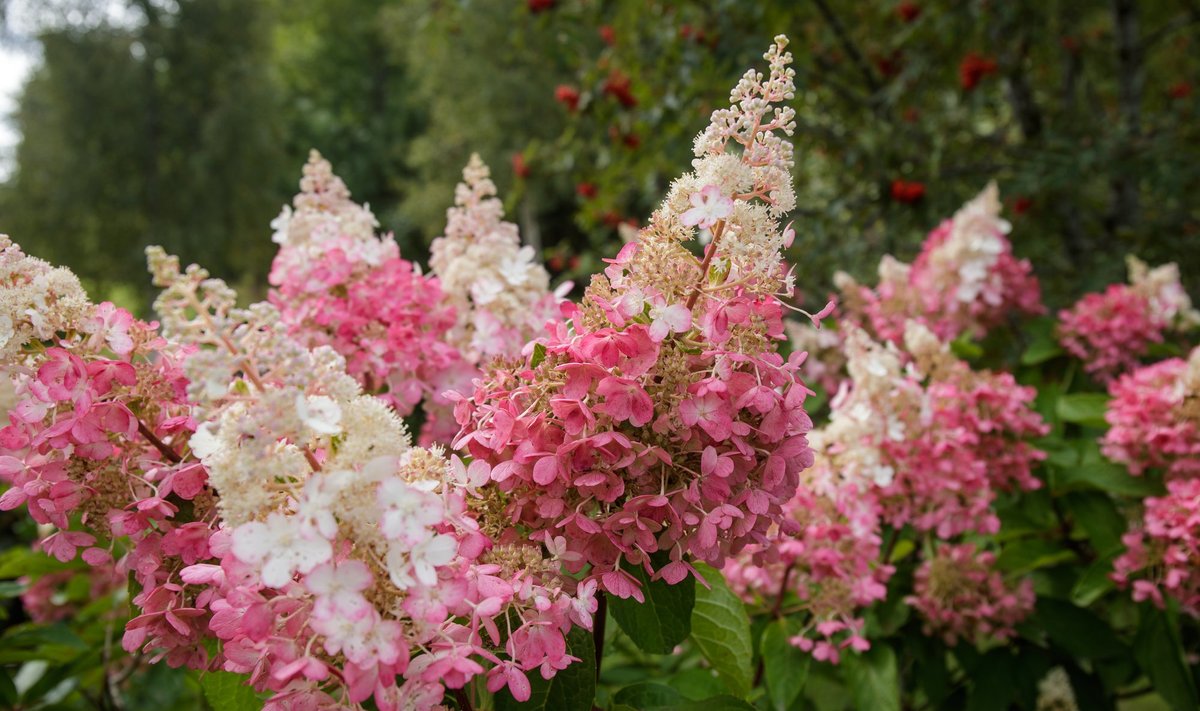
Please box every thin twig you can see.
[137,419,182,463]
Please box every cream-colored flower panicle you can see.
[0,235,90,362]
[429,153,559,362]
[630,34,798,301]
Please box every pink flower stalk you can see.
[908,543,1035,646]
[268,151,464,422]
[453,36,814,596]
[1102,348,1200,479]
[837,183,1043,345]
[1112,477,1200,617]
[1058,256,1199,383]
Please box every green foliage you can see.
[761,619,811,711]
[688,562,754,698]
[610,558,695,654]
[199,670,263,711]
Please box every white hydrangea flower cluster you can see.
[917,182,1011,305]
[812,327,918,488]
[428,154,560,362]
[0,235,90,362]
[1035,667,1079,711]
[1126,254,1200,331]
[270,149,383,254]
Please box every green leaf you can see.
[495,627,595,711]
[1062,492,1126,554]
[530,342,547,368]
[994,538,1076,575]
[1133,606,1199,711]
[0,623,89,664]
[609,558,695,654]
[1072,555,1118,607]
[199,671,262,711]
[949,334,984,360]
[0,580,25,598]
[1034,598,1129,662]
[0,547,80,578]
[689,563,754,698]
[612,683,755,711]
[1021,333,1064,366]
[761,619,810,711]
[667,668,726,700]
[842,644,900,711]
[965,649,1016,711]
[1056,393,1110,428]
[1054,461,1161,498]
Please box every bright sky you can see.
[0,44,35,180]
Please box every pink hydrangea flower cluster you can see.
[836,182,1043,345]
[1058,256,1199,383]
[268,151,464,421]
[1112,477,1200,617]
[453,36,817,596]
[723,475,892,663]
[1102,348,1200,479]
[818,323,1046,540]
[0,237,219,670]
[147,247,596,708]
[907,542,1035,646]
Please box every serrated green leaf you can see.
[761,619,810,711]
[689,563,753,698]
[1133,606,1199,711]
[1056,393,1110,428]
[200,671,262,711]
[843,644,899,711]
[610,558,694,654]
[495,627,595,711]
[965,649,1016,711]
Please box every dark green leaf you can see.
[762,619,810,711]
[496,627,595,711]
[994,538,1076,575]
[610,558,695,654]
[200,671,262,711]
[1054,461,1161,497]
[1034,598,1129,662]
[0,547,81,578]
[1056,393,1110,428]
[1021,334,1064,366]
[1133,606,1199,711]
[1062,492,1126,554]
[690,563,754,697]
[843,644,900,711]
[613,683,755,711]
[667,668,726,700]
[965,649,1016,711]
[1072,555,1118,607]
